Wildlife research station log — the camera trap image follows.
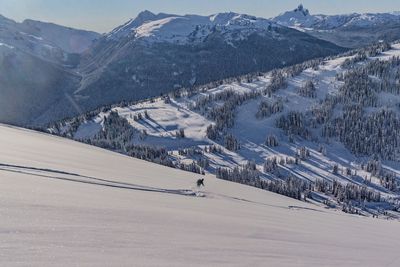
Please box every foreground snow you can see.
[1,124,400,266]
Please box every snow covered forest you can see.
[47,41,400,219]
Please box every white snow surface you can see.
[1,124,400,266]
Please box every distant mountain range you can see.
[273,4,400,48]
[1,5,400,126]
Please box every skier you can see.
[196,178,204,187]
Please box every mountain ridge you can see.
[273,4,400,48]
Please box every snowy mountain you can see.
[0,14,100,125]
[272,4,319,29]
[19,19,100,54]
[273,5,400,48]
[274,4,400,30]
[0,41,80,125]
[0,11,344,126]
[2,124,400,266]
[106,10,175,40]
[73,11,343,122]
[0,14,100,64]
[50,41,400,218]
[106,10,289,44]
[3,7,400,127]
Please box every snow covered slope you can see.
[1,124,400,266]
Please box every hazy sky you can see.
[1,0,400,33]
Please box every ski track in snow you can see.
[0,163,199,198]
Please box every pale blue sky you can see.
[1,0,400,33]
